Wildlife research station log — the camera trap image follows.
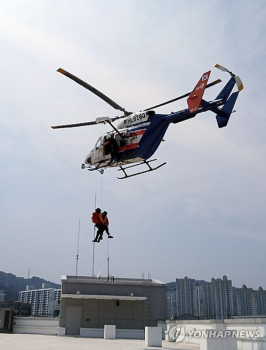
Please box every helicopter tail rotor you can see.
[215,64,243,92]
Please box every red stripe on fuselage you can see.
[118,129,146,153]
[131,129,145,136]
[118,143,138,152]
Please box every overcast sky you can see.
[1,0,266,289]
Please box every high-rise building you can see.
[256,287,266,315]
[166,289,176,319]
[194,276,234,319]
[168,275,234,320]
[208,275,234,319]
[19,285,61,317]
[195,284,205,319]
[236,284,257,316]
[236,285,266,316]
[201,282,213,318]
[175,277,197,317]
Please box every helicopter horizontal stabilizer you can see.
[187,71,211,113]
[216,91,239,128]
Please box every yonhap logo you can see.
[186,329,260,339]
[168,325,260,343]
[168,325,186,343]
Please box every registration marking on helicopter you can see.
[124,112,149,126]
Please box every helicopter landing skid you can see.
[81,163,104,174]
[117,159,166,179]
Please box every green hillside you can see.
[0,271,61,301]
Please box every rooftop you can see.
[0,333,199,350]
[61,275,166,286]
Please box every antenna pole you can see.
[107,239,110,279]
[92,194,96,277]
[76,220,81,276]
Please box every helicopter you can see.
[52,64,243,179]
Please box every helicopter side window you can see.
[103,136,112,156]
[95,137,101,150]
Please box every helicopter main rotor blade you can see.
[51,116,120,129]
[57,68,130,115]
[143,79,221,111]
[52,121,97,129]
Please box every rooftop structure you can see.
[59,275,167,335]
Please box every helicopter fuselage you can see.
[84,96,224,170]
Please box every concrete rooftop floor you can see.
[0,333,200,350]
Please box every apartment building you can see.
[19,284,61,317]
[167,275,233,320]
[236,285,266,316]
[175,277,197,318]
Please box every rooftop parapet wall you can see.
[61,276,165,285]
[61,276,166,298]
